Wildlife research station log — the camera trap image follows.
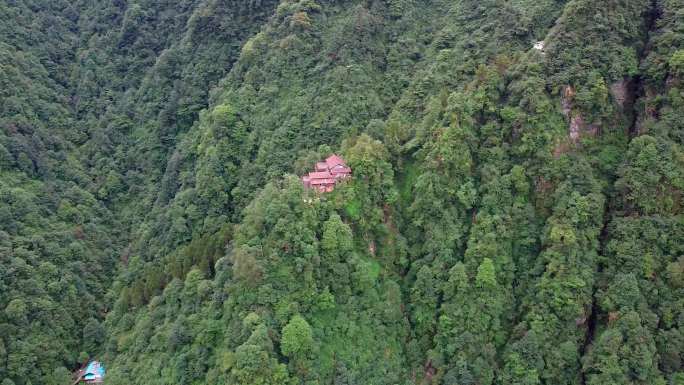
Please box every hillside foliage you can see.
[0,0,682,384]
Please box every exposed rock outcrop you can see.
[609,78,632,110]
[560,85,600,143]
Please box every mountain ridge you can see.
[0,1,682,384]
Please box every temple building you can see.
[302,154,351,192]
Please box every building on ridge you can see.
[302,154,351,192]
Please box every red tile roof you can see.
[325,154,345,169]
[330,166,351,174]
[308,171,334,179]
[301,154,351,192]
[310,179,336,185]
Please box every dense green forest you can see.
[0,0,682,384]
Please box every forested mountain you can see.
[0,0,682,384]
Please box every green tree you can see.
[280,315,314,358]
[82,318,105,355]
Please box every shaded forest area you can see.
[0,0,682,384]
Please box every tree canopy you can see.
[1,0,682,384]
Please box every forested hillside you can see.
[1,0,682,384]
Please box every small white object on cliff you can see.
[533,41,545,52]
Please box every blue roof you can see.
[84,361,105,380]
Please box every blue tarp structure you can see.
[83,361,105,381]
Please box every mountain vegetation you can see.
[0,0,682,384]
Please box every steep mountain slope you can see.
[0,1,276,384]
[0,2,121,383]
[1,0,682,385]
[101,0,684,384]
